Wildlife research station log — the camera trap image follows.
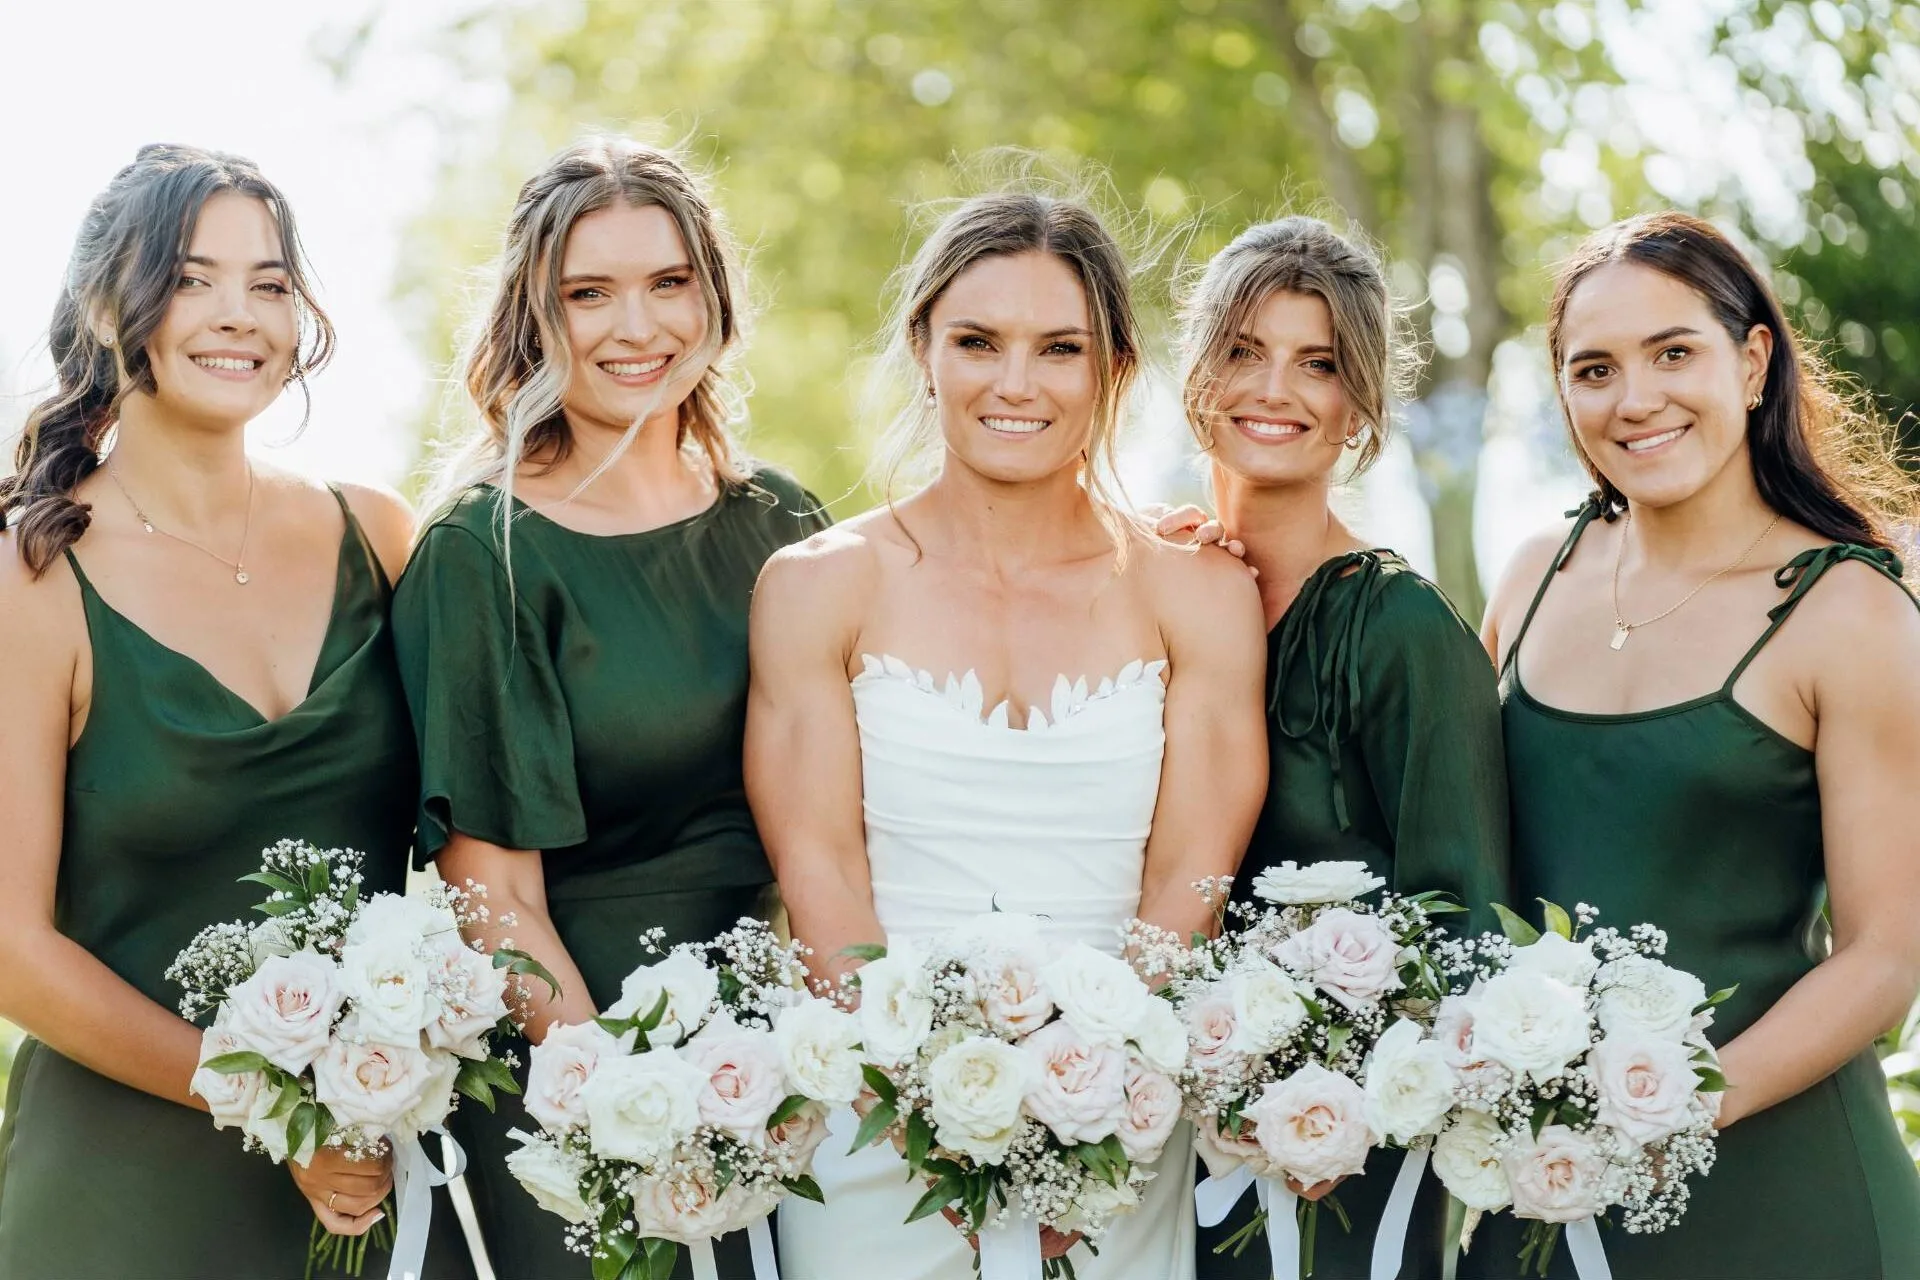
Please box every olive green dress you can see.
[0,488,474,1280]
[1462,501,1920,1280]
[1201,551,1513,1280]
[391,468,829,1279]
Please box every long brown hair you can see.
[1,144,333,576]
[1547,210,1915,549]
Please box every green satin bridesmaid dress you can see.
[0,487,475,1280]
[1461,500,1920,1280]
[391,468,829,1280]
[1201,551,1513,1280]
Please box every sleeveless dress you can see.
[1460,501,1920,1280]
[778,653,1197,1280]
[390,469,828,1280]
[1201,551,1511,1280]
[0,487,474,1280]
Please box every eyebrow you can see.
[184,255,290,271]
[1231,333,1335,356]
[944,319,1094,339]
[559,262,694,286]
[1567,326,1704,364]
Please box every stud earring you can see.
[1747,391,1763,411]
[925,384,936,406]
[100,332,115,348]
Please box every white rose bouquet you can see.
[167,839,551,1279]
[509,918,843,1280]
[841,912,1187,1280]
[1127,864,1462,1280]
[1429,900,1731,1278]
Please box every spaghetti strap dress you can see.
[390,468,829,1280]
[1200,551,1512,1280]
[1459,500,1920,1280]
[0,486,474,1280]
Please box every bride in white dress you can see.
[746,190,1268,1280]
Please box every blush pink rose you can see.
[1271,908,1403,1012]
[1507,1124,1609,1222]
[1022,1019,1129,1145]
[224,950,345,1075]
[684,1021,787,1141]
[1116,1060,1181,1162]
[525,1020,624,1132]
[1590,1033,1700,1146]
[1241,1063,1374,1185]
[1185,994,1244,1073]
[311,1024,438,1132]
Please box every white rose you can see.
[605,951,719,1048]
[423,942,510,1059]
[1241,1063,1375,1185]
[1132,997,1188,1075]
[774,998,863,1105]
[579,1048,708,1163]
[191,1019,268,1128]
[762,1098,833,1170]
[1590,1033,1700,1146]
[224,950,345,1075]
[1041,944,1155,1049]
[855,950,935,1067]
[926,1035,1038,1163]
[397,1052,461,1138]
[1468,971,1592,1084]
[1594,956,1706,1043]
[1507,933,1600,989]
[1021,1020,1129,1145]
[1116,1059,1181,1162]
[1225,960,1309,1055]
[1184,993,1245,1073]
[684,1020,788,1141]
[241,1083,317,1166]
[1059,1174,1142,1235]
[1431,1111,1512,1212]
[1272,908,1404,1012]
[1250,860,1385,905]
[1363,1019,1458,1144]
[979,947,1056,1038]
[338,935,437,1043]
[1194,1115,1278,1180]
[247,917,300,968]
[345,891,461,951]
[631,1168,779,1245]
[505,1130,591,1225]
[1506,1124,1609,1222]
[1432,989,1512,1098]
[526,1020,624,1132]
[312,1021,440,1132]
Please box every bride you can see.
[746,189,1268,1280]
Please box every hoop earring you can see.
[1747,391,1763,411]
[1343,432,1363,451]
[925,384,936,406]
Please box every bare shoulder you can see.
[0,531,85,679]
[1487,516,1584,627]
[1784,552,1920,676]
[754,515,886,621]
[332,479,417,583]
[1133,534,1261,617]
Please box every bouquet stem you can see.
[304,1201,394,1280]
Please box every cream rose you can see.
[1507,932,1600,989]
[1021,1020,1129,1145]
[1595,956,1706,1043]
[1041,944,1155,1049]
[1506,1124,1609,1222]
[192,1019,268,1129]
[1249,860,1385,905]
[1059,1174,1142,1236]
[424,942,510,1059]
[345,891,460,950]
[684,1020,788,1141]
[337,935,437,1044]
[579,1048,708,1163]
[1590,1032,1700,1146]
[1467,971,1592,1084]
[505,1131,591,1224]
[224,950,345,1075]
[312,1021,439,1132]
[1185,994,1244,1073]
[926,1035,1038,1163]
[1116,1059,1181,1162]
[630,1168,779,1245]
[1225,960,1309,1055]
[247,917,300,968]
[1272,908,1403,1012]
[762,1098,833,1168]
[1431,1111,1512,1212]
[607,951,720,1047]
[855,949,935,1067]
[1194,1114,1277,1179]
[1363,1019,1458,1144]
[980,947,1055,1038]
[396,1052,461,1138]
[1132,996,1189,1075]
[1242,1063,1375,1184]
[526,1020,624,1131]
[773,998,863,1105]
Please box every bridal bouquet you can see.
[1127,863,1461,1280]
[1428,901,1730,1278]
[508,918,848,1280]
[167,839,548,1279]
[844,912,1189,1280]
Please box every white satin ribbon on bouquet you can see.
[1193,1166,1255,1227]
[687,1214,782,1280]
[1564,1216,1614,1280]
[1192,1166,1301,1280]
[978,1209,1044,1280]
[388,1128,465,1280]
[1368,1145,1431,1280]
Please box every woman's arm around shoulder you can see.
[1479,517,1582,665]
[746,523,880,995]
[1136,541,1268,939]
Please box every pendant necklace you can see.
[105,458,257,585]
[1608,507,1781,650]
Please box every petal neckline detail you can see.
[854,652,1168,732]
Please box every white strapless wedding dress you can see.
[778,653,1196,1280]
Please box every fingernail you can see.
[370,1213,386,1227]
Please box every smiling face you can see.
[1204,289,1356,489]
[1557,261,1772,510]
[130,191,297,431]
[922,250,1100,485]
[556,201,710,438]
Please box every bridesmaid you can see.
[1175,217,1510,1279]
[0,145,472,1277]
[1473,211,1920,1278]
[390,137,829,1279]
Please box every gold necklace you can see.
[1608,508,1781,650]
[105,459,257,585]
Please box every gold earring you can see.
[1747,391,1763,411]
[1343,432,1363,451]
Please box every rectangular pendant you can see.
[1610,626,1630,651]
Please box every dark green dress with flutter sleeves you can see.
[0,488,474,1280]
[1200,551,1512,1280]
[1460,501,1920,1280]
[391,468,829,1280]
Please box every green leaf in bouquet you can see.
[905,1173,962,1223]
[632,989,673,1037]
[904,1107,934,1173]
[1528,1097,1557,1139]
[255,898,304,919]
[1299,993,1328,1022]
[713,1156,737,1199]
[270,1078,303,1121]
[306,857,331,901]
[1073,1141,1114,1185]
[239,870,305,898]
[1323,1189,1352,1233]
[1696,985,1738,1012]
[716,966,744,1008]
[837,943,889,963]
[496,948,562,999]
[454,1060,499,1112]
[1098,1133,1126,1168]
[287,1101,318,1163]
[590,1224,638,1280]
[1325,1024,1352,1065]
[849,1099,899,1155]
[636,1238,678,1280]
[1694,1065,1729,1092]
[860,1064,900,1107]
[1538,900,1575,940]
[312,1104,335,1150]
[201,1050,274,1075]
[766,1093,811,1131]
[593,1015,635,1040]
[781,1173,826,1205]
[1491,903,1542,947]
[341,877,359,917]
